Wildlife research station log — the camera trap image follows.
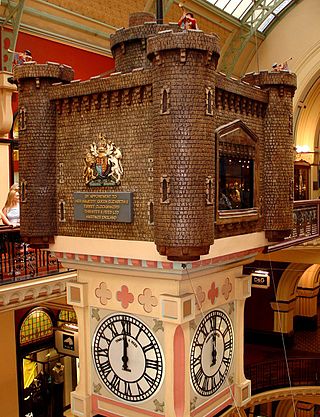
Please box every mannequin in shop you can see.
[51,362,65,417]
[23,371,48,417]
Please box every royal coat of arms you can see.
[83,134,123,186]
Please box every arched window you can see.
[161,175,170,203]
[160,87,170,114]
[59,200,66,222]
[58,309,77,324]
[148,201,154,225]
[206,176,214,205]
[19,308,54,346]
[206,87,214,116]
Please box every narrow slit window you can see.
[206,177,214,205]
[19,107,27,130]
[206,87,214,116]
[148,201,154,225]
[20,179,27,202]
[160,87,170,114]
[161,176,170,203]
[59,200,66,222]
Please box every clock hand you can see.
[211,331,217,367]
[121,321,131,372]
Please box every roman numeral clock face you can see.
[190,309,234,397]
[92,313,164,403]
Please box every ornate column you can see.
[270,299,295,335]
[0,72,16,135]
[0,72,16,206]
[233,274,251,406]
[66,281,91,417]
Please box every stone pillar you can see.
[271,299,295,335]
[0,72,16,207]
[66,281,91,417]
[0,310,19,417]
[148,30,220,261]
[233,275,251,406]
[13,63,74,245]
[242,71,297,241]
[160,292,195,417]
[0,71,16,135]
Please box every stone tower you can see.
[13,63,74,244]
[242,71,297,240]
[147,30,220,260]
[110,12,180,73]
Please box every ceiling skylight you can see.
[206,0,296,32]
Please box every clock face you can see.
[190,309,234,396]
[92,313,164,403]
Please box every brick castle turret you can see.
[242,71,297,240]
[110,12,180,73]
[13,63,74,245]
[147,31,220,260]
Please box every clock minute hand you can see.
[211,331,217,367]
[121,321,131,372]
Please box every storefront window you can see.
[219,155,254,210]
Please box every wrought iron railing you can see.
[0,226,60,284]
[246,358,320,394]
[266,199,320,252]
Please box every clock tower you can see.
[12,7,296,416]
[64,252,251,417]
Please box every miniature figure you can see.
[8,48,33,66]
[271,57,292,72]
[178,2,198,30]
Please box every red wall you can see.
[7,31,114,116]
[15,32,114,80]
[1,29,114,80]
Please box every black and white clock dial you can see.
[190,309,234,396]
[92,313,164,402]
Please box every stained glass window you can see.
[58,309,77,324]
[19,309,53,346]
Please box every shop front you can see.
[16,306,79,417]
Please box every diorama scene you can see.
[0,0,320,417]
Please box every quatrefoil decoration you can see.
[95,282,112,305]
[208,281,219,304]
[138,288,158,313]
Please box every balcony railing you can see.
[266,199,320,252]
[0,226,60,285]
[246,358,320,394]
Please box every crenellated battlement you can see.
[147,30,220,68]
[14,61,74,83]
[48,67,152,100]
[110,12,182,73]
[242,70,297,91]
[110,23,180,49]
[53,84,153,115]
[216,73,268,118]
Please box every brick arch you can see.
[272,263,310,334]
[298,264,320,288]
[274,399,295,417]
[276,263,310,301]
[296,264,320,322]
